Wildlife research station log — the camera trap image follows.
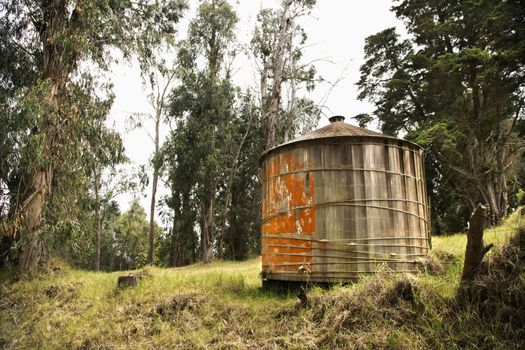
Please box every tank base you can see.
[262,279,343,293]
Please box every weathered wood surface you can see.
[261,135,430,283]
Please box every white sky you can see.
[108,0,403,226]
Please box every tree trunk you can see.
[17,1,77,272]
[484,173,508,225]
[94,168,102,271]
[461,204,493,282]
[201,197,214,264]
[217,112,254,258]
[147,110,161,265]
[264,3,291,150]
[18,167,52,272]
[147,168,159,264]
[169,210,185,267]
[169,217,178,267]
[18,73,61,273]
[500,174,508,218]
[284,54,297,143]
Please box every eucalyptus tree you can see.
[218,93,265,260]
[251,0,320,150]
[130,62,178,266]
[90,166,138,271]
[0,0,187,272]
[166,0,238,264]
[70,89,129,271]
[125,52,180,266]
[112,199,152,270]
[147,68,176,265]
[356,0,525,226]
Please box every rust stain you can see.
[262,151,315,273]
[262,213,295,235]
[296,208,315,235]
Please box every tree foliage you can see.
[0,0,331,272]
[252,0,320,150]
[356,0,525,229]
[165,0,239,265]
[0,0,186,271]
[164,0,266,266]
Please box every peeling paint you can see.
[262,151,315,274]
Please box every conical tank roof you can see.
[262,115,422,158]
[292,115,385,142]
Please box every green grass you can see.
[432,210,523,256]
[424,209,525,299]
[0,257,291,349]
[1,209,524,349]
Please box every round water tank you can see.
[261,116,430,283]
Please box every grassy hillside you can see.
[1,211,523,349]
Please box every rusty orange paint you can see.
[285,152,304,171]
[262,152,315,274]
[296,208,315,235]
[267,246,310,254]
[262,214,295,235]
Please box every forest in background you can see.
[1,0,524,273]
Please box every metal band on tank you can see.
[264,252,427,260]
[262,167,425,181]
[262,235,430,254]
[264,234,430,242]
[265,260,420,266]
[261,200,429,225]
[265,241,430,250]
[263,240,429,255]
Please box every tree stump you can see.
[117,274,139,288]
[461,204,493,282]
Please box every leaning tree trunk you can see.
[461,204,494,282]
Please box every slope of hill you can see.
[1,211,523,349]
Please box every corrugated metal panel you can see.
[261,119,430,283]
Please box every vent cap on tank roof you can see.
[328,115,345,123]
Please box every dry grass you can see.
[0,209,523,349]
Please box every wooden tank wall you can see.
[261,137,430,282]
